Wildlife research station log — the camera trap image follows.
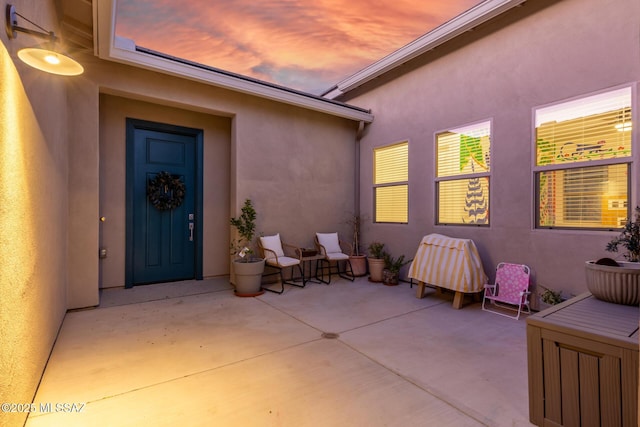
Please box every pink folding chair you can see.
[482,262,531,319]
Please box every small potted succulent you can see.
[382,253,410,286]
[605,205,640,263]
[585,206,640,305]
[367,242,386,283]
[536,284,563,311]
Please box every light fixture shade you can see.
[5,4,84,76]
[17,45,84,76]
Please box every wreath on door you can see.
[147,171,186,211]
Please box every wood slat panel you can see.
[543,339,562,423]
[541,329,622,359]
[600,356,621,427]
[527,325,544,426]
[579,353,600,427]
[621,349,638,427]
[560,348,580,427]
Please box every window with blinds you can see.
[435,121,491,225]
[534,87,633,229]
[374,142,408,223]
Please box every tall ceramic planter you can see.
[233,258,266,297]
[585,261,640,306]
[368,258,385,282]
[349,255,367,277]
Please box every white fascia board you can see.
[93,0,373,123]
[328,0,527,97]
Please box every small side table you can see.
[296,249,324,285]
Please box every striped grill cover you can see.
[408,234,487,293]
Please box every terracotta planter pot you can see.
[349,255,367,277]
[585,261,640,306]
[233,258,266,297]
[368,258,385,282]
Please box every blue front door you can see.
[126,119,203,287]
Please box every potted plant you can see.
[585,206,640,305]
[382,253,410,286]
[536,284,563,311]
[230,199,266,297]
[605,205,640,262]
[346,214,367,277]
[367,242,386,283]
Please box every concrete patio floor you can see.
[26,276,535,426]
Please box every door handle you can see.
[188,222,194,241]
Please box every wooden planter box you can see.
[527,293,638,426]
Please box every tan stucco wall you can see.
[0,2,69,426]
[67,69,100,308]
[66,56,358,295]
[342,0,640,302]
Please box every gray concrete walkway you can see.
[27,277,534,426]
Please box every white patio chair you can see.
[314,232,354,284]
[258,234,303,294]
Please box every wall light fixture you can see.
[5,4,83,76]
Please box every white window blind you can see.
[538,164,629,228]
[375,185,408,223]
[437,178,489,224]
[436,121,491,225]
[374,142,408,223]
[535,87,632,229]
[375,142,408,184]
[536,87,632,166]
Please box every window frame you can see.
[532,85,635,231]
[373,140,409,224]
[434,119,492,226]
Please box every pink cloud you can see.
[116,0,482,94]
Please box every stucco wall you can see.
[0,2,69,426]
[67,56,358,295]
[342,0,640,303]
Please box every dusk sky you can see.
[115,0,483,95]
